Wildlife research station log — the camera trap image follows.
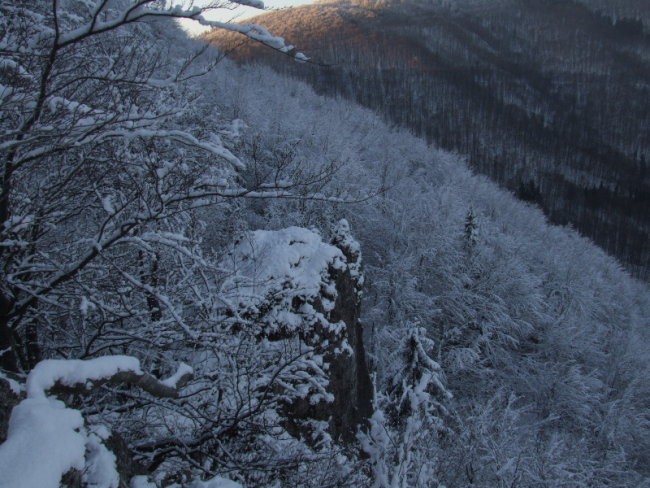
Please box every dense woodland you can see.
[0,1,649,487]
[208,0,650,280]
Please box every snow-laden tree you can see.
[463,206,479,253]
[0,0,308,373]
[0,2,367,486]
[362,326,452,488]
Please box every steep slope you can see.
[2,1,650,486]
[205,60,650,486]
[205,0,650,279]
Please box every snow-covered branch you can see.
[0,356,194,488]
[52,0,307,61]
[27,356,194,399]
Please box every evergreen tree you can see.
[464,206,479,252]
[387,327,451,431]
[363,326,452,487]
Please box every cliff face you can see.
[326,220,373,443]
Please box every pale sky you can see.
[179,1,315,35]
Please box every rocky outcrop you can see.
[221,221,373,444]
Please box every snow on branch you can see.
[230,0,265,7]
[55,1,308,61]
[27,356,194,399]
[195,18,298,54]
[82,128,245,170]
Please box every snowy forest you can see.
[208,0,650,280]
[0,1,649,488]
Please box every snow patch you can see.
[189,475,243,488]
[161,362,193,388]
[130,476,157,488]
[0,398,86,488]
[221,226,345,308]
[101,195,115,215]
[84,426,119,488]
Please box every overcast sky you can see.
[179,1,315,35]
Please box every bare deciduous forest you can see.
[1,1,649,487]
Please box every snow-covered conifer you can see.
[464,206,479,252]
[363,326,452,487]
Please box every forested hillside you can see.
[1,2,649,487]
[207,0,650,280]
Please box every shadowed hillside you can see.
[206,0,650,279]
